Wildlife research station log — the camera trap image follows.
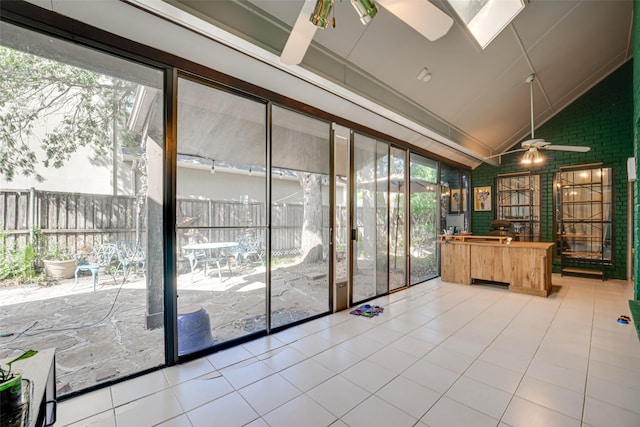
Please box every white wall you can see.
[0,124,134,196]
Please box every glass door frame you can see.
[174,72,270,361]
[390,145,410,293]
[332,124,350,312]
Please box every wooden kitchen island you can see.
[439,235,554,297]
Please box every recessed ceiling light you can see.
[417,68,432,82]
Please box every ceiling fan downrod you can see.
[526,73,535,140]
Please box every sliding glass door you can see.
[389,146,408,291]
[0,21,165,396]
[409,154,438,284]
[352,133,389,303]
[270,106,331,328]
[176,76,267,355]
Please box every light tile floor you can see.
[55,275,640,427]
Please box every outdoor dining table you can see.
[182,242,239,282]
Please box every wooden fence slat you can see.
[2,190,318,256]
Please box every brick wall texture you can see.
[633,0,640,299]
[472,60,633,280]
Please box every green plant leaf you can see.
[7,349,38,368]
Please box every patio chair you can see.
[251,234,264,263]
[184,242,234,283]
[115,240,146,283]
[232,233,264,268]
[73,243,118,291]
[205,250,232,282]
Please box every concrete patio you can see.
[0,260,330,397]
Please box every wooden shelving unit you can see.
[557,166,613,279]
[495,173,541,241]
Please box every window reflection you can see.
[0,21,165,396]
[270,106,331,327]
[410,154,438,284]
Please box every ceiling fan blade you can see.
[280,0,318,65]
[544,145,591,152]
[484,148,527,159]
[377,0,454,41]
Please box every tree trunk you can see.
[299,173,323,263]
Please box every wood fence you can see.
[0,189,142,254]
[0,189,326,256]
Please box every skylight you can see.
[448,0,525,49]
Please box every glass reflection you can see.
[176,77,267,353]
[270,106,331,328]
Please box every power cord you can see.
[1,277,127,344]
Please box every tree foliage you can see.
[409,164,438,243]
[0,46,136,182]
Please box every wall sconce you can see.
[310,0,334,28]
[350,0,378,25]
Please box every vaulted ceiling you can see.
[162,0,633,168]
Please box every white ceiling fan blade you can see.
[484,148,527,159]
[280,0,318,65]
[377,0,454,41]
[544,145,591,152]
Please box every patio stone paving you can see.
[0,261,329,396]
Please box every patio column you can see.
[145,132,164,329]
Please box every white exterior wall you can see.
[0,123,134,196]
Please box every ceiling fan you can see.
[486,73,590,164]
[280,0,454,65]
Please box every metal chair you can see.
[73,243,118,291]
[232,233,264,268]
[115,240,146,283]
[185,244,233,283]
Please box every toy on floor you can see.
[350,304,384,317]
[617,315,631,324]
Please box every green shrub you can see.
[0,229,43,284]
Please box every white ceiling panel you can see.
[528,1,632,106]
[161,0,632,165]
[511,0,579,50]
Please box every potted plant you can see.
[0,350,38,415]
[43,243,76,279]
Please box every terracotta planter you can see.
[43,259,76,279]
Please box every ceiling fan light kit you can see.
[520,147,543,165]
[310,0,334,29]
[350,0,379,25]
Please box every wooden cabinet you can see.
[495,173,541,241]
[556,166,613,279]
[439,237,553,297]
[470,245,510,283]
[440,241,470,284]
[509,244,553,296]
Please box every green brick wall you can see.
[472,60,633,280]
[634,0,640,299]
